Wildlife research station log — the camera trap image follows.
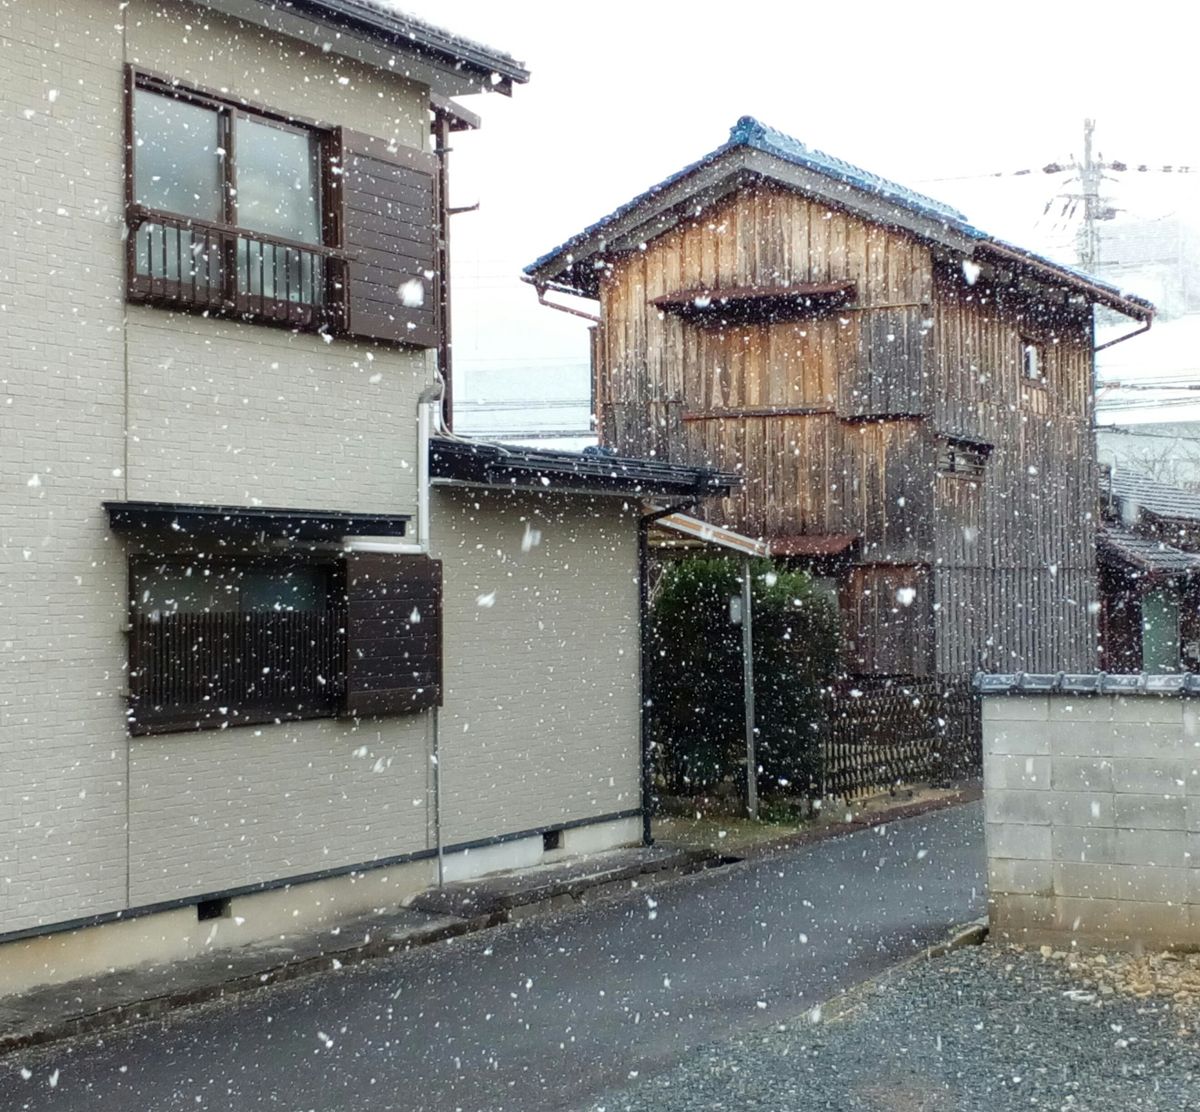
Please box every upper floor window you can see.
[938,437,990,479]
[129,75,330,325]
[1021,338,1043,382]
[124,68,443,346]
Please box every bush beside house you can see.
[649,557,838,799]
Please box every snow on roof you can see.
[268,0,529,85]
[526,116,1155,318]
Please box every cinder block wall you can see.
[984,693,1200,949]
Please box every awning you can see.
[648,511,768,557]
[103,501,410,541]
[769,533,859,558]
[1099,525,1200,578]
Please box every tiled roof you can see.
[975,672,1200,695]
[526,116,1155,318]
[279,1,529,84]
[1099,525,1200,575]
[1106,468,1200,522]
[429,436,739,497]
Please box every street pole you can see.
[741,558,758,820]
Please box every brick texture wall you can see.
[984,694,1200,949]
[0,0,433,933]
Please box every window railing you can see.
[128,608,347,734]
[126,205,346,330]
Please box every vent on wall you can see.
[196,897,232,922]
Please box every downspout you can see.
[638,501,695,846]
[345,381,446,882]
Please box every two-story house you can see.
[526,117,1155,748]
[0,0,733,993]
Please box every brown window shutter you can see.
[337,128,440,347]
[343,552,443,716]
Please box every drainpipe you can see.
[638,501,695,846]
[344,381,446,882]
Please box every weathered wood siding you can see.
[930,263,1098,673]
[596,182,1098,676]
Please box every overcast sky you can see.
[396,0,1197,422]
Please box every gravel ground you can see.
[584,944,1200,1112]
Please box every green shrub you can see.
[649,556,838,798]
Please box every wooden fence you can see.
[821,675,981,799]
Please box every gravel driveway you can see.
[586,944,1200,1111]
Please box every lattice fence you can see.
[821,676,981,800]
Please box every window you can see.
[128,75,330,326]
[123,70,443,346]
[1021,338,1043,382]
[937,437,990,479]
[128,556,346,734]
[125,549,443,735]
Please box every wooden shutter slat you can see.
[343,552,443,716]
[338,127,441,348]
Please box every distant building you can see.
[1097,421,1200,491]
[1099,469,1200,672]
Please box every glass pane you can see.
[235,117,320,244]
[133,563,328,615]
[133,564,236,616]
[1142,588,1181,672]
[241,567,328,612]
[133,88,223,220]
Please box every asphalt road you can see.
[5,801,984,1112]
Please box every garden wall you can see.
[981,674,1200,950]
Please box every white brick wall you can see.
[984,693,1200,949]
[0,0,433,933]
[1,0,646,937]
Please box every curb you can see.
[0,915,480,1056]
[0,853,716,1057]
[818,916,990,1026]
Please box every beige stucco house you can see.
[0,0,732,993]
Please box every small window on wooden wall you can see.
[937,438,990,479]
[1021,338,1044,382]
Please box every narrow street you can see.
[6,802,984,1112]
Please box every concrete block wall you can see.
[984,692,1200,949]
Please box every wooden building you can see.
[526,117,1155,684]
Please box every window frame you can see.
[1020,336,1045,385]
[124,67,345,330]
[126,552,349,736]
[937,436,991,480]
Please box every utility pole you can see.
[1078,118,1102,273]
[740,559,758,821]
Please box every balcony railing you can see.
[129,608,347,734]
[126,205,345,330]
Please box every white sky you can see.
[396,0,1198,422]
